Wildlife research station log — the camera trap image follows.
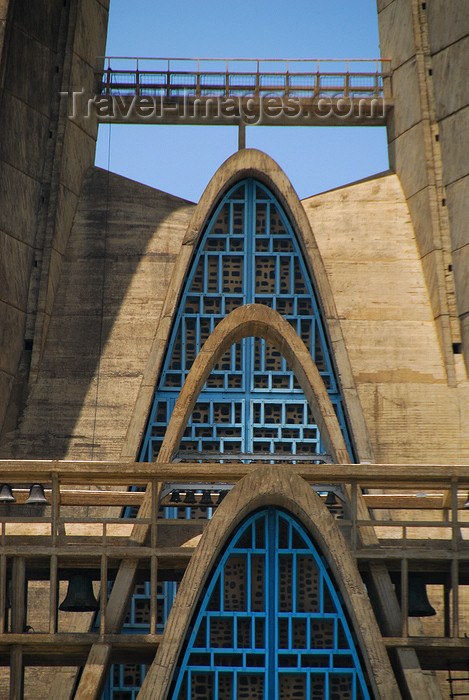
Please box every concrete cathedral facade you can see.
[0,1,468,698]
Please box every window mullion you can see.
[267,509,278,698]
[244,180,254,453]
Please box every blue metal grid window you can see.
[101,581,177,700]
[170,508,371,700]
[106,178,355,699]
[140,178,353,461]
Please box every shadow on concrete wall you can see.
[1,166,194,460]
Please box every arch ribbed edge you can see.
[156,303,349,464]
[137,466,400,700]
[120,149,373,463]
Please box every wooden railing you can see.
[0,460,468,669]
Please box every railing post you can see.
[99,521,108,637]
[49,474,59,633]
[51,475,58,539]
[196,58,201,98]
[0,505,6,634]
[351,481,357,552]
[11,558,25,634]
[451,477,459,548]
[443,573,451,638]
[0,553,5,634]
[150,479,158,636]
[10,646,24,700]
[451,557,459,638]
[449,477,460,638]
[400,558,408,638]
[49,556,58,634]
[10,556,25,696]
[382,59,392,99]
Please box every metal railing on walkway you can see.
[96,57,392,100]
[84,57,393,125]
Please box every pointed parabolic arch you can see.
[157,303,349,464]
[136,466,399,700]
[120,149,373,464]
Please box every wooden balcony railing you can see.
[0,460,468,671]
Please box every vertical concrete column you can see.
[425,0,469,374]
[378,0,463,384]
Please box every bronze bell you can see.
[183,490,196,504]
[59,573,99,612]
[200,490,213,506]
[216,490,228,505]
[169,489,181,503]
[24,483,49,505]
[0,484,15,503]
[407,574,436,617]
[325,491,337,506]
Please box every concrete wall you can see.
[426,0,469,379]
[0,0,66,436]
[0,0,109,440]
[1,160,468,697]
[6,166,468,468]
[377,0,469,381]
[0,167,194,460]
[302,172,469,465]
[0,167,194,697]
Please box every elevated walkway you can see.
[87,57,393,126]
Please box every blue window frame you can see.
[140,178,353,461]
[170,508,371,700]
[100,580,177,700]
[105,178,355,699]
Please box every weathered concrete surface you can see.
[378,0,469,378]
[1,157,468,698]
[9,161,468,470]
[0,3,110,692]
[0,165,193,697]
[0,0,64,435]
[426,0,469,55]
[28,0,110,383]
[0,0,109,443]
[302,172,469,466]
[1,167,194,460]
[303,168,466,690]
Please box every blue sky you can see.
[95,1,389,202]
